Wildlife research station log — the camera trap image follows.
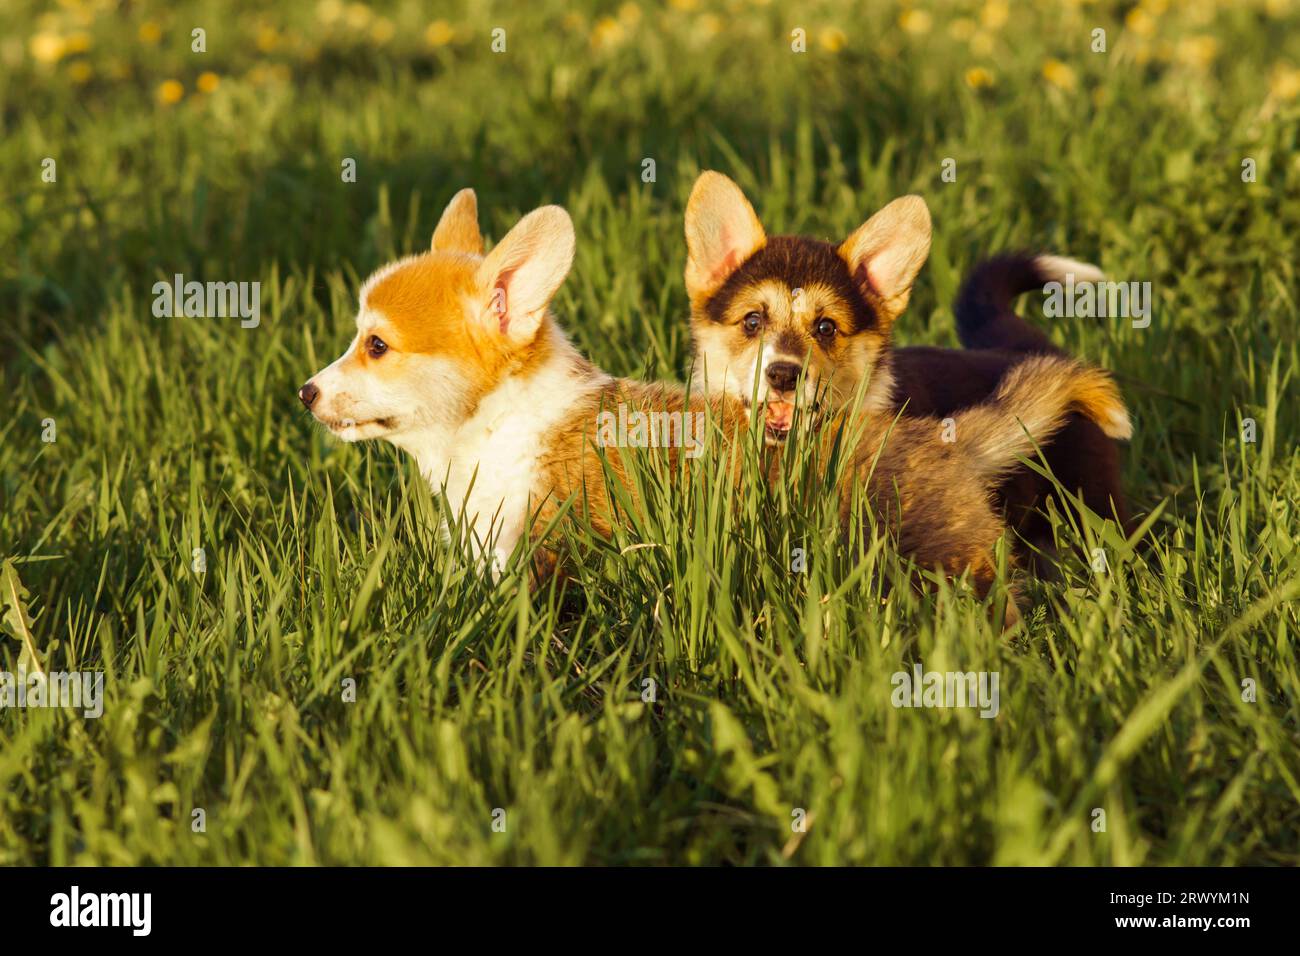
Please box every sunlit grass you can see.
[1,0,1297,865]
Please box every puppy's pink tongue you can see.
[765,401,794,433]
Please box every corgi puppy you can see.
[299,189,745,573]
[300,189,1127,621]
[683,171,1132,558]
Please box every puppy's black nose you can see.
[765,362,801,394]
[298,382,319,408]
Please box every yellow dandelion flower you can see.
[1176,35,1219,70]
[948,18,976,41]
[1125,8,1156,38]
[669,0,699,10]
[197,71,220,93]
[696,13,723,39]
[344,4,372,30]
[1042,58,1077,91]
[370,18,395,44]
[591,17,626,50]
[1270,63,1300,101]
[138,21,162,45]
[981,0,1009,30]
[965,66,994,89]
[619,3,642,26]
[68,61,93,84]
[317,0,344,24]
[30,32,67,64]
[820,27,847,53]
[65,31,92,54]
[899,9,933,35]
[157,79,184,104]
[256,25,280,52]
[425,19,454,47]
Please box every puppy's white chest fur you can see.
[409,345,593,566]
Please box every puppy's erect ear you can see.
[431,188,483,255]
[474,206,575,344]
[839,195,931,330]
[684,171,766,305]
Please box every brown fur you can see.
[816,355,1128,620]
[533,377,749,540]
[306,189,1128,630]
[528,353,1124,622]
[684,172,1131,573]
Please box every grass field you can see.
[1,0,1298,866]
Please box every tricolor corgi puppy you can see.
[300,189,1126,619]
[683,171,1133,558]
[299,189,745,573]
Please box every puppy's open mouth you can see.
[764,401,795,442]
[318,416,394,433]
[763,399,825,443]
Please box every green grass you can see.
[2,0,1298,865]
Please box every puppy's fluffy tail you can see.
[958,355,1132,480]
[955,253,1105,352]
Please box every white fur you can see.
[401,324,601,568]
[308,201,587,573]
[308,304,600,569]
[859,354,896,416]
[693,338,816,408]
[1098,405,1133,441]
[309,307,469,443]
[1035,255,1105,286]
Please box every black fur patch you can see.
[704,236,877,333]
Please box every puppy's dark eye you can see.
[742,312,762,335]
[813,318,837,340]
[366,335,389,358]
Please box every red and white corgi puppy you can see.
[299,190,745,572]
